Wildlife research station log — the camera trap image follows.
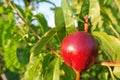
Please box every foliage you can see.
[0,0,120,80]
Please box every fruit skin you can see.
[61,31,98,72]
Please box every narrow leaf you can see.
[31,28,56,55]
[113,66,120,79]
[102,7,119,27]
[89,0,100,31]
[41,54,55,75]
[16,44,30,65]
[53,58,60,80]
[61,63,75,80]
[34,13,48,33]
[24,57,42,80]
[55,7,66,42]
[44,58,56,80]
[62,0,76,34]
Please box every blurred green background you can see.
[0,0,120,80]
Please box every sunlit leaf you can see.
[113,66,120,79]
[55,7,66,42]
[53,58,60,80]
[24,56,42,80]
[93,31,120,61]
[89,0,100,31]
[62,0,76,34]
[4,35,25,71]
[1,11,25,71]
[101,6,120,36]
[102,7,119,27]
[71,0,83,14]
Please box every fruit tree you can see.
[0,0,120,80]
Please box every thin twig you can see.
[96,62,120,66]
[1,73,7,80]
[8,1,41,39]
[107,66,115,80]
[46,44,61,58]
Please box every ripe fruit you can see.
[61,31,98,72]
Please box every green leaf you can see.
[4,35,25,71]
[93,31,120,61]
[61,63,75,80]
[113,66,120,79]
[89,0,100,31]
[34,13,48,33]
[16,44,30,65]
[43,57,56,80]
[102,7,119,27]
[1,12,25,71]
[53,58,60,80]
[55,7,66,42]
[62,0,76,34]
[24,56,42,80]
[31,28,56,55]
[41,54,55,75]
[79,0,89,17]
[115,0,120,11]
[71,0,83,14]
[101,6,120,36]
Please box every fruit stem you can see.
[46,44,61,58]
[83,15,90,32]
[75,71,80,80]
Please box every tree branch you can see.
[96,62,120,66]
[8,0,61,57]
